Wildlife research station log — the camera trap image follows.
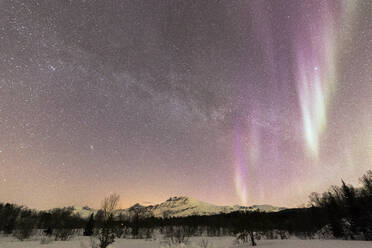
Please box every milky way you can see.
[0,1,371,209]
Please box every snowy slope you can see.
[71,196,285,219]
[122,196,286,218]
[248,204,286,212]
[145,196,246,217]
[70,206,97,219]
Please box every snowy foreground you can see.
[1,236,372,248]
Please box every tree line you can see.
[308,170,372,240]
[0,170,371,246]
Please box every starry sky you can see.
[0,0,371,210]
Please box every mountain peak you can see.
[167,196,189,200]
[69,197,285,219]
[129,203,144,210]
[166,196,191,202]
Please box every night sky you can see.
[0,0,371,210]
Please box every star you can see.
[0,0,370,210]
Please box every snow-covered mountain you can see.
[71,206,97,219]
[118,196,249,218]
[247,204,286,212]
[71,196,285,219]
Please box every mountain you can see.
[248,204,286,212]
[119,196,249,218]
[69,206,97,219]
[71,196,285,219]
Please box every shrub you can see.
[14,218,36,241]
[54,228,75,241]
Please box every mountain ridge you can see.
[70,196,286,219]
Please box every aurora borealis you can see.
[0,1,371,210]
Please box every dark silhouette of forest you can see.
[1,170,371,245]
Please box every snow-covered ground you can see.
[0,236,372,248]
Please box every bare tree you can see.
[95,194,120,248]
[101,194,120,220]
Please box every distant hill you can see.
[71,196,285,219]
